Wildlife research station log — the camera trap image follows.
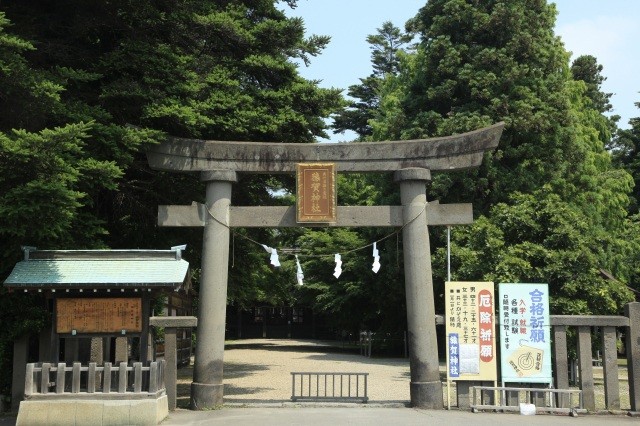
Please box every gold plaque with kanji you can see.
[296,163,337,223]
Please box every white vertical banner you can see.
[498,283,552,384]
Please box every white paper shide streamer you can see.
[295,255,304,286]
[333,253,342,278]
[261,244,281,267]
[372,242,381,273]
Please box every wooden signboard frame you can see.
[56,297,142,334]
[296,163,337,223]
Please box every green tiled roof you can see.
[3,249,190,289]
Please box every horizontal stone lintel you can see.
[146,122,504,173]
[158,202,473,228]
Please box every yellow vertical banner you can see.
[445,281,497,381]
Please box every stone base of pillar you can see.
[190,383,223,410]
[410,381,444,409]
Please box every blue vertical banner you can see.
[448,333,460,378]
[498,283,552,384]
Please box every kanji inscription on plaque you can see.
[296,163,337,223]
[56,298,142,333]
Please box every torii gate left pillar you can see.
[191,170,237,408]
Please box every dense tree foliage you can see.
[571,54,614,114]
[613,104,640,214]
[0,0,343,295]
[437,191,633,315]
[611,104,640,289]
[0,0,342,396]
[0,14,121,397]
[363,0,636,315]
[288,0,639,334]
[292,174,407,333]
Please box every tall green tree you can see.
[377,0,577,209]
[0,0,343,303]
[333,21,414,139]
[0,1,343,395]
[0,11,124,397]
[367,0,635,315]
[0,12,126,263]
[571,54,614,114]
[613,104,640,214]
[611,104,640,290]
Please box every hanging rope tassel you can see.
[261,244,281,267]
[295,255,304,285]
[372,242,381,273]
[333,253,342,278]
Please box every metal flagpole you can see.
[446,225,451,409]
[447,226,451,282]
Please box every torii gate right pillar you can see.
[395,168,443,409]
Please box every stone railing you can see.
[451,302,640,414]
[17,360,168,425]
[24,360,166,399]
[551,304,639,412]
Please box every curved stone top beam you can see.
[146,122,504,174]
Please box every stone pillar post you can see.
[165,327,178,410]
[150,316,197,411]
[90,337,104,364]
[103,337,112,363]
[553,325,569,408]
[64,338,79,363]
[191,170,237,410]
[140,292,151,364]
[11,335,29,412]
[114,337,128,364]
[394,168,443,409]
[626,302,640,412]
[38,325,53,362]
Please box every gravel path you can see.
[176,338,630,411]
[177,339,417,407]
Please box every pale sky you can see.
[286,0,640,141]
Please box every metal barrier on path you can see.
[291,372,368,403]
[470,385,585,416]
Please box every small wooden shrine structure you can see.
[3,245,192,423]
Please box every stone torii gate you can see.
[146,122,504,409]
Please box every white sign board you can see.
[498,283,552,383]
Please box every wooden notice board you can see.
[296,163,337,223]
[56,298,142,334]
